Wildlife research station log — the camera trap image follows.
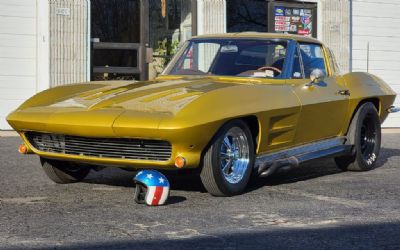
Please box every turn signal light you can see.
[18,144,28,154]
[175,156,186,168]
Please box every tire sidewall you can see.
[210,120,255,195]
[353,103,381,170]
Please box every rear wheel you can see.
[200,120,254,196]
[40,158,91,184]
[335,102,381,171]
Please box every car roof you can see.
[193,32,322,44]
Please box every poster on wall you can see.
[274,6,313,36]
[268,2,317,38]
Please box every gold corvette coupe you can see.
[7,33,398,196]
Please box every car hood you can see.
[7,76,255,136]
[25,76,240,112]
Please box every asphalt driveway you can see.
[1,133,400,249]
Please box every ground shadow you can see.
[30,222,400,250]
[83,147,400,195]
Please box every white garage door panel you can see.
[351,69,400,76]
[0,4,36,17]
[0,1,37,130]
[353,27,400,38]
[353,17,400,28]
[0,100,26,114]
[352,60,400,71]
[352,50,400,61]
[0,76,36,89]
[0,0,35,6]
[353,1,400,127]
[0,16,36,35]
[352,37,400,51]
[0,46,35,59]
[0,34,36,48]
[0,88,35,100]
[0,58,35,76]
[353,2,400,17]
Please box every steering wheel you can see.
[257,66,282,75]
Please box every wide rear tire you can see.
[40,158,91,184]
[200,120,255,196]
[335,102,381,171]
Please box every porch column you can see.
[319,0,351,73]
[197,0,226,35]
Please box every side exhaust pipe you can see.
[258,156,299,177]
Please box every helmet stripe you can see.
[151,186,164,205]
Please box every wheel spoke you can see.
[223,137,232,150]
[220,155,230,160]
[222,159,233,174]
[219,127,251,184]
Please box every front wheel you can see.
[335,102,381,171]
[200,120,255,196]
[40,158,91,184]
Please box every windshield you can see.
[165,39,288,78]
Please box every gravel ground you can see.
[0,134,400,250]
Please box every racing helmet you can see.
[133,170,170,206]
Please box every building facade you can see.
[0,0,398,129]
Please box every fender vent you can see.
[26,132,172,161]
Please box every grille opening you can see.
[26,132,172,161]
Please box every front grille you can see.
[26,132,172,161]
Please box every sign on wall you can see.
[268,2,317,38]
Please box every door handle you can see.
[337,89,350,96]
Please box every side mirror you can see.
[307,69,325,86]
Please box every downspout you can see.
[86,0,91,81]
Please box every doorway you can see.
[90,0,195,81]
[91,0,147,81]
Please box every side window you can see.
[299,43,327,78]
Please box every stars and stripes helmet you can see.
[133,170,170,206]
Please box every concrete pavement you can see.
[0,135,400,249]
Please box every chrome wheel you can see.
[219,127,250,184]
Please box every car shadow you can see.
[83,147,400,195]
[36,221,400,250]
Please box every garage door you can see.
[0,0,37,130]
[352,0,400,127]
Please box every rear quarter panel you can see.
[342,72,396,128]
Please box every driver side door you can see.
[289,43,349,145]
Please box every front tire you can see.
[40,158,91,184]
[200,120,255,196]
[335,102,381,171]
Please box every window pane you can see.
[227,0,268,32]
[299,44,326,77]
[93,50,138,67]
[149,0,192,49]
[91,0,140,43]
